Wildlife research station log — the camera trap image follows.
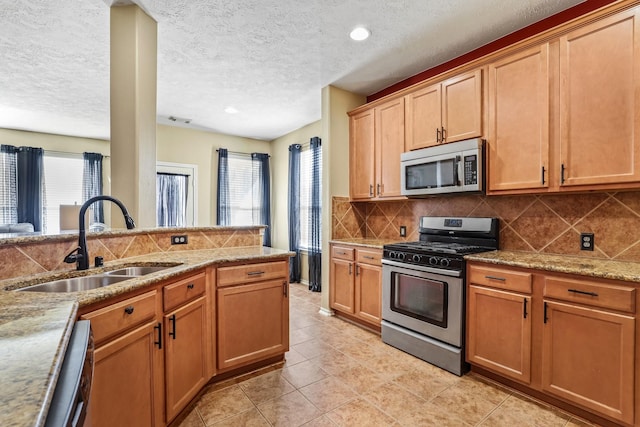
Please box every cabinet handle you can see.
[337,251,346,255]
[369,184,374,197]
[356,265,360,276]
[523,298,528,319]
[436,127,441,143]
[544,302,548,324]
[561,163,566,184]
[363,255,374,260]
[247,271,265,276]
[124,305,134,315]
[377,183,381,196]
[348,264,352,275]
[541,166,546,185]
[568,288,599,297]
[187,283,194,290]
[283,281,288,297]
[441,126,446,142]
[484,275,506,281]
[169,314,177,340]
[154,322,162,349]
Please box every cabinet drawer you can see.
[544,277,636,313]
[468,265,532,294]
[356,248,382,265]
[163,272,206,312]
[332,246,355,261]
[81,290,157,345]
[217,261,288,287]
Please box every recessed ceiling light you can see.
[350,26,370,41]
[224,106,239,114]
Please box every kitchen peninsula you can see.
[0,226,293,427]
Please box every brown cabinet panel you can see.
[217,279,289,370]
[559,9,640,188]
[355,262,382,324]
[163,272,206,312]
[375,97,405,198]
[442,69,483,143]
[164,296,209,423]
[468,264,533,293]
[89,321,164,427]
[541,301,635,424]
[405,83,441,150]
[544,277,635,313]
[330,257,355,313]
[487,44,550,192]
[332,245,355,261]
[217,261,288,287]
[349,109,376,199]
[467,285,532,384]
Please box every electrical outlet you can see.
[171,235,188,245]
[399,226,406,237]
[580,233,594,251]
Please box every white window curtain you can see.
[157,173,188,227]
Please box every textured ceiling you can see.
[0,0,585,141]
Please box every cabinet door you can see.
[487,44,550,193]
[164,297,209,423]
[559,10,640,187]
[467,285,532,384]
[88,321,164,427]
[405,83,441,150]
[349,109,375,199]
[330,258,355,313]
[375,98,405,198]
[541,300,635,424]
[217,279,289,370]
[442,69,483,143]
[355,262,382,325]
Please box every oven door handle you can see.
[382,259,462,277]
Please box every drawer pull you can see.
[124,306,134,315]
[544,302,548,324]
[154,322,162,349]
[169,314,177,340]
[523,298,528,319]
[485,275,506,281]
[363,256,375,260]
[568,288,599,297]
[283,281,288,297]
[337,251,346,255]
[187,283,194,289]
[247,271,265,276]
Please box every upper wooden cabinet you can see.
[405,69,483,150]
[559,9,640,188]
[487,44,550,192]
[349,97,405,200]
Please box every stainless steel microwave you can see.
[401,138,484,196]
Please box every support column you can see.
[110,5,157,228]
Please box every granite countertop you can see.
[465,250,640,283]
[0,246,292,427]
[330,238,402,249]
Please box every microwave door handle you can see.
[454,155,462,186]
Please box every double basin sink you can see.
[17,265,180,293]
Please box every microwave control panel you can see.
[463,154,478,185]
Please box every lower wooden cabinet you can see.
[467,262,637,426]
[467,285,532,384]
[89,320,164,427]
[541,300,635,425]
[216,260,290,371]
[164,296,209,422]
[330,243,382,328]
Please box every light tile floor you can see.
[177,283,594,427]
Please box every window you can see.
[299,147,321,249]
[43,153,84,234]
[156,162,197,227]
[227,153,261,226]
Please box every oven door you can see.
[382,260,463,347]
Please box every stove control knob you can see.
[388,251,396,259]
[428,257,439,266]
[440,258,450,267]
[397,253,405,261]
[412,254,421,263]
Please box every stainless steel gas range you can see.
[381,216,499,376]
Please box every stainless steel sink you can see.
[17,275,132,293]
[103,265,173,276]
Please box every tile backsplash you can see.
[0,228,262,281]
[332,192,640,262]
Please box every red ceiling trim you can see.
[367,0,619,102]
